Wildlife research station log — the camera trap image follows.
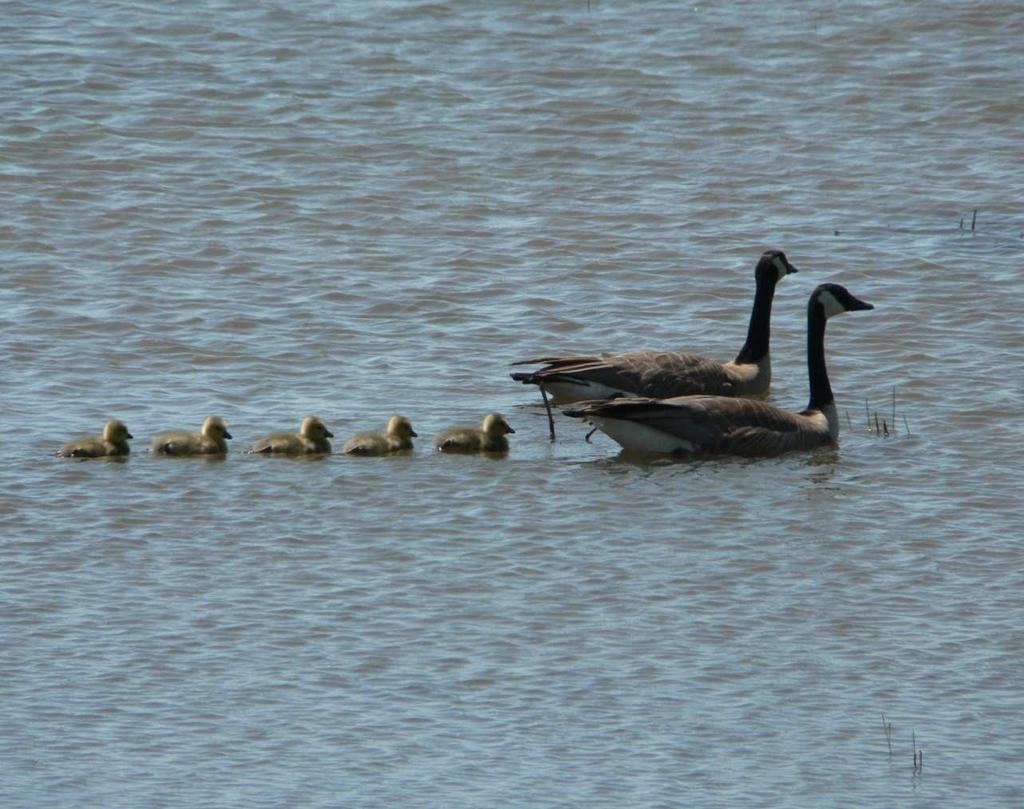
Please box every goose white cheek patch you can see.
[819,289,845,318]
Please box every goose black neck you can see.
[806,304,833,410]
[733,271,777,364]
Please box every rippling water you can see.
[2,2,1023,807]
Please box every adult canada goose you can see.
[248,416,334,455]
[563,283,873,456]
[434,413,515,454]
[511,249,799,404]
[343,415,417,456]
[57,419,133,458]
[150,416,232,456]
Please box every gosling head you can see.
[812,283,874,320]
[756,248,799,284]
[201,416,232,440]
[103,419,133,442]
[300,416,333,440]
[482,413,515,437]
[387,415,417,439]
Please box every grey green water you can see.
[2,2,1023,806]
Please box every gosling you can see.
[57,419,133,458]
[343,415,417,456]
[434,413,515,454]
[150,416,232,456]
[249,416,334,455]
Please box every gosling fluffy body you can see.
[58,419,133,458]
[435,413,515,454]
[343,415,417,456]
[150,416,233,456]
[249,416,334,455]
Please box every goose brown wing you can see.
[607,352,736,397]
[511,355,604,369]
[517,351,735,397]
[572,396,803,452]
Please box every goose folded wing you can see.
[608,352,735,397]
[572,396,801,449]
[528,351,734,397]
[511,354,603,369]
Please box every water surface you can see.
[2,2,1023,807]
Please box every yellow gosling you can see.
[150,415,232,456]
[249,416,334,455]
[58,419,133,458]
[343,415,417,456]
[434,413,515,454]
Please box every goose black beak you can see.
[851,299,875,311]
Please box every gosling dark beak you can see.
[410,430,418,437]
[224,431,233,439]
[507,426,516,434]
[325,430,334,438]
[126,432,134,439]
